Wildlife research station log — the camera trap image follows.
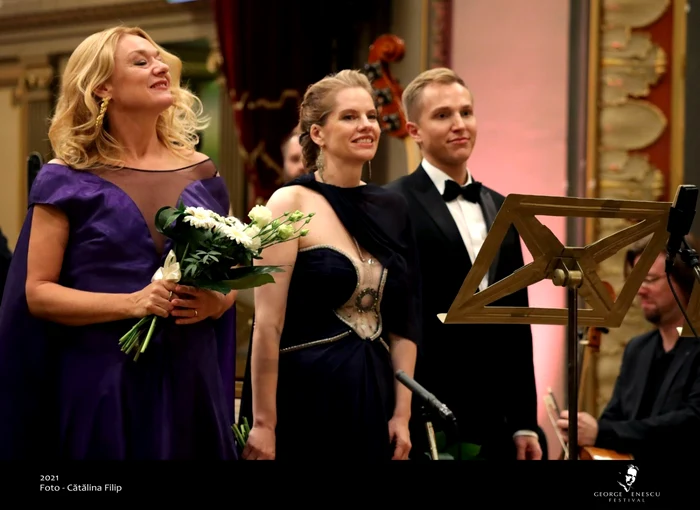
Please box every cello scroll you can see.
[363,34,421,173]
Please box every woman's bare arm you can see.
[249,187,303,431]
[25,204,172,326]
[388,333,417,421]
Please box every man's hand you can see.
[557,410,598,446]
[514,435,542,460]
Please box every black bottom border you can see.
[11,460,692,506]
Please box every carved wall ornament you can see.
[601,29,666,105]
[598,150,665,200]
[603,0,671,28]
[603,27,653,58]
[600,100,667,150]
[12,63,54,104]
[587,0,676,416]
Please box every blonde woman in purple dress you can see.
[0,26,237,460]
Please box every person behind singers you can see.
[281,126,306,183]
[557,235,700,460]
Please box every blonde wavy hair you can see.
[48,26,209,169]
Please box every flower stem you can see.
[119,316,149,344]
[139,316,159,355]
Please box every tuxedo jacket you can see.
[385,165,537,454]
[596,330,700,460]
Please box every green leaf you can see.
[445,442,483,460]
[425,431,483,460]
[434,430,447,450]
[188,274,274,293]
[225,265,286,279]
[184,266,286,294]
[220,273,277,290]
[154,206,183,235]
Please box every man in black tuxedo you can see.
[385,68,541,460]
[557,237,700,460]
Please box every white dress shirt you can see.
[422,158,489,291]
[422,158,539,444]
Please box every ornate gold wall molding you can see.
[0,0,210,32]
[0,0,219,235]
[12,62,54,105]
[0,63,22,89]
[585,0,685,415]
[0,0,214,60]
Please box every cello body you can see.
[580,446,633,460]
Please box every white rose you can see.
[248,205,273,227]
[245,224,261,237]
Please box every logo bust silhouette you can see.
[618,464,638,492]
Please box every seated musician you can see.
[557,235,700,460]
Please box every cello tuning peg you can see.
[363,62,381,82]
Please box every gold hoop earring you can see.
[95,97,110,129]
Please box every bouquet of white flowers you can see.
[119,203,313,361]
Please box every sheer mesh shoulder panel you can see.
[90,159,217,255]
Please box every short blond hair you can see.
[48,26,209,169]
[402,67,469,122]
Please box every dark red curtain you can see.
[212,0,335,209]
[212,0,391,209]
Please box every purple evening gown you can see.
[0,160,238,460]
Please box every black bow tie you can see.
[442,179,482,203]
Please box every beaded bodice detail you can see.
[334,241,386,341]
[295,245,387,342]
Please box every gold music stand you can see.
[438,193,680,460]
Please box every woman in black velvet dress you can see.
[240,70,422,461]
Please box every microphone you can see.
[395,370,456,423]
[666,185,698,275]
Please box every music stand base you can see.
[553,265,582,460]
[567,286,579,460]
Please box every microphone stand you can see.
[394,370,460,460]
[679,239,700,285]
[419,404,461,461]
[667,238,700,340]
[421,404,440,460]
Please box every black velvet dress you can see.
[240,173,422,460]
